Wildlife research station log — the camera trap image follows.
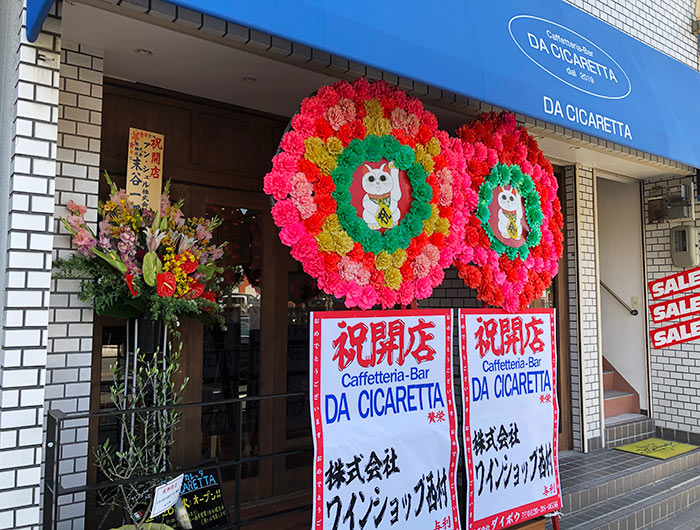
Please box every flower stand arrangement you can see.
[56,174,225,325]
[55,174,227,529]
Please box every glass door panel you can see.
[200,206,267,501]
[274,257,344,495]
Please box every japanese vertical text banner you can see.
[310,310,460,530]
[459,309,561,530]
[126,127,164,213]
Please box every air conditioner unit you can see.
[646,179,695,224]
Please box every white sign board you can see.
[459,309,561,530]
[310,309,460,530]
[151,473,184,518]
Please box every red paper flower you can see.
[156,272,176,298]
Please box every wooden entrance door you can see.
[168,183,319,514]
[527,166,572,451]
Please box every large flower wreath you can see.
[454,112,564,312]
[264,78,475,309]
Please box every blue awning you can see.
[27,0,700,168]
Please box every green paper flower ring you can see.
[331,135,433,254]
[475,163,543,260]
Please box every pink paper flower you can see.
[271,200,300,227]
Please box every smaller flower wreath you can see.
[264,78,475,309]
[454,112,564,312]
[476,163,543,260]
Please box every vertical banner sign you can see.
[126,127,164,212]
[459,309,561,530]
[310,310,460,530]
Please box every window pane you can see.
[201,207,262,480]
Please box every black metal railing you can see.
[600,280,639,316]
[43,391,312,530]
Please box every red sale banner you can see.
[649,316,700,349]
[648,266,700,300]
[649,292,700,324]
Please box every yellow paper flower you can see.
[436,217,450,235]
[322,214,342,233]
[326,137,344,156]
[414,145,435,174]
[375,251,392,271]
[335,232,354,255]
[391,248,407,268]
[423,205,440,236]
[317,231,337,253]
[363,116,392,137]
[385,267,403,290]
[364,99,384,118]
[426,137,442,156]
[305,137,337,175]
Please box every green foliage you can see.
[53,254,224,328]
[94,337,188,530]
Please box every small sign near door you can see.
[153,467,228,529]
[151,474,184,518]
[310,309,460,530]
[126,127,164,213]
[459,309,561,530]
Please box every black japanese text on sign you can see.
[459,309,561,530]
[311,310,460,530]
[126,127,164,213]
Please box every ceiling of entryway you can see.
[63,2,689,179]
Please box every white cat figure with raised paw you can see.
[497,185,524,240]
[361,161,402,230]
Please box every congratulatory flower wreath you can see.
[454,112,564,312]
[264,78,476,309]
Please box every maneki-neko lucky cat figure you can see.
[360,161,402,230]
[497,185,524,241]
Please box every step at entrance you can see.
[555,446,700,530]
[648,502,700,529]
[563,466,700,529]
[603,358,640,418]
[604,390,638,418]
[603,369,614,390]
[605,413,655,448]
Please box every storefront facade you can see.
[1,0,700,528]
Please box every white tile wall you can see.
[43,39,103,530]
[577,167,603,447]
[567,0,699,69]
[565,167,583,451]
[565,166,603,451]
[0,3,61,529]
[643,176,700,435]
